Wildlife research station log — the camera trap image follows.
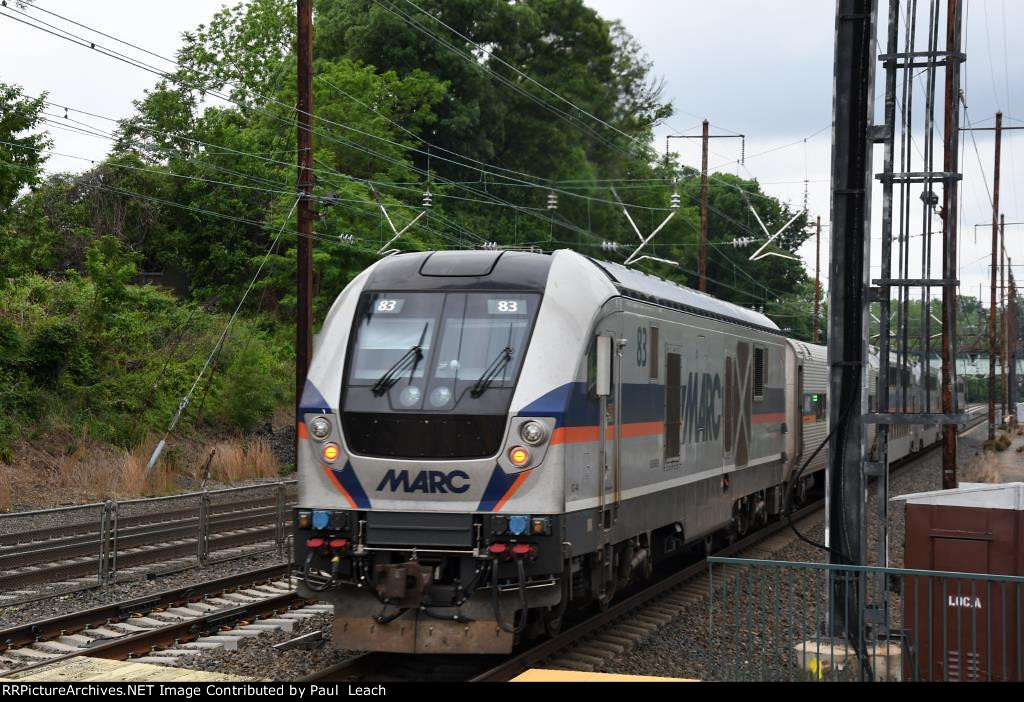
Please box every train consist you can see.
[293,249,962,654]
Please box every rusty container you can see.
[899,483,1024,681]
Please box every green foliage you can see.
[0,275,292,459]
[6,2,811,319]
[25,320,83,387]
[0,83,49,215]
[201,327,290,430]
[0,2,824,463]
[86,236,140,309]
[765,279,823,344]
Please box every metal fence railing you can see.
[0,481,295,589]
[707,557,1024,682]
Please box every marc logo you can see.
[376,469,470,494]
[681,371,722,445]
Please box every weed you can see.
[210,438,279,483]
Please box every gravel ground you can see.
[181,610,353,680]
[602,428,991,681]
[0,550,290,628]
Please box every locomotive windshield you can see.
[341,291,541,459]
[345,291,540,412]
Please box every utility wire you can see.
[145,197,299,471]
[5,5,741,255]
[10,5,810,281]
[32,98,489,246]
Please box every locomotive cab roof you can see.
[361,249,781,334]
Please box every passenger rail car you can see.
[865,351,967,460]
[292,249,944,654]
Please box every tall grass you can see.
[5,434,281,510]
[0,474,11,512]
[210,438,279,483]
[53,438,177,500]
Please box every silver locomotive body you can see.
[294,249,832,653]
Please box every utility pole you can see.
[989,112,1002,440]
[827,0,875,645]
[666,124,744,293]
[296,0,314,411]
[700,120,709,292]
[939,0,962,490]
[814,215,822,344]
[1002,214,1007,422]
[1010,264,1019,419]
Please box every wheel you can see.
[542,607,564,636]
[753,493,768,527]
[794,478,808,507]
[542,570,569,636]
[734,501,750,537]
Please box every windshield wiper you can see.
[371,323,428,397]
[470,346,513,398]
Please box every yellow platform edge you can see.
[510,668,697,682]
[1,657,257,683]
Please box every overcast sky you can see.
[1,0,1021,301]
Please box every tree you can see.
[0,83,50,282]
[85,236,140,310]
[315,0,669,177]
[0,83,48,213]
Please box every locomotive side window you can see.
[649,326,660,381]
[803,393,827,421]
[587,335,614,398]
[753,347,765,400]
[665,352,681,462]
[586,336,597,396]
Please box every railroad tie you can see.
[193,635,242,651]
[548,658,594,672]
[583,639,626,655]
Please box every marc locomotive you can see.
[292,249,953,653]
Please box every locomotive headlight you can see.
[509,446,530,466]
[309,416,331,441]
[322,443,340,463]
[519,421,547,446]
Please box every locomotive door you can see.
[594,328,621,606]
[594,330,621,531]
[794,364,804,464]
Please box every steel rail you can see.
[0,568,302,678]
[0,496,284,548]
[0,524,283,591]
[0,508,279,569]
[0,563,291,652]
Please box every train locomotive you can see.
[292,248,957,654]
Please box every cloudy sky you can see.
[1,0,1021,301]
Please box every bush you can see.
[0,274,292,454]
[25,320,84,387]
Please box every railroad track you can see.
[296,498,825,684]
[465,409,991,681]
[304,409,990,683]
[0,501,292,597]
[0,564,333,678]
[4,413,987,682]
[0,496,279,549]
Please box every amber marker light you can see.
[322,443,340,463]
[509,446,530,466]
